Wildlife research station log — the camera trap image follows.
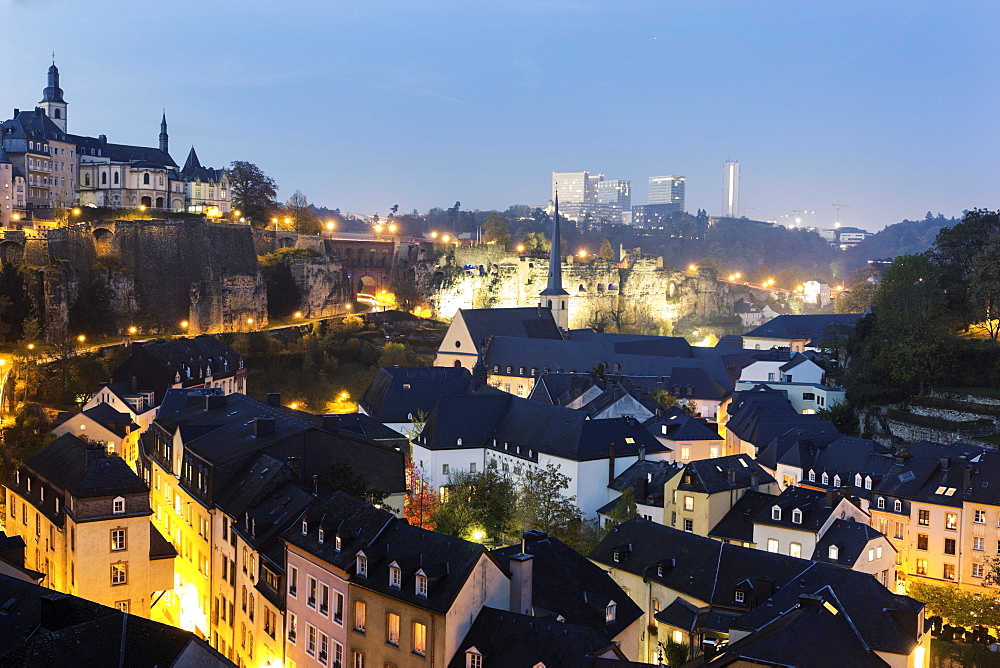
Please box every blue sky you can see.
[2,0,997,230]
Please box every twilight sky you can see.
[2,0,997,230]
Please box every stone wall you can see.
[288,256,349,318]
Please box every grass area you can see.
[939,387,1000,400]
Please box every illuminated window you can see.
[413,622,427,656]
[287,613,297,643]
[975,510,987,524]
[767,539,779,553]
[354,600,366,632]
[918,510,930,526]
[916,559,927,575]
[605,601,616,624]
[111,529,126,551]
[387,612,400,645]
[683,496,694,511]
[466,649,483,668]
[115,600,129,613]
[946,513,958,530]
[943,563,956,581]
[789,543,801,558]
[111,562,127,585]
[828,545,839,560]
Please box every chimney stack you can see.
[508,552,534,616]
[638,444,646,462]
[940,457,951,472]
[39,593,70,630]
[205,394,226,410]
[963,465,973,491]
[323,415,341,433]
[825,488,837,508]
[253,418,276,437]
[266,393,282,407]
[286,456,302,478]
[608,442,616,486]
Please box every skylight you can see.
[739,459,748,467]
[934,486,947,495]
[944,488,956,496]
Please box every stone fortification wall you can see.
[288,257,349,318]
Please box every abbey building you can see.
[0,62,230,225]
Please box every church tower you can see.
[39,60,67,132]
[159,111,169,154]
[539,193,570,330]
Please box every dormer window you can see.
[865,477,872,490]
[26,477,31,493]
[113,496,125,514]
[356,553,367,578]
[828,545,839,560]
[771,506,781,521]
[416,572,428,597]
[894,499,903,512]
[657,565,663,577]
[605,601,616,624]
[613,550,620,563]
[40,488,44,502]
[389,564,401,588]
[335,535,342,552]
[734,590,745,603]
[792,509,802,524]
[318,528,325,544]
[821,473,829,485]
[808,470,815,482]
[15,471,19,485]
[54,498,60,514]
[301,520,308,535]
[466,649,483,668]
[855,474,862,487]
[877,497,885,509]
[833,475,841,487]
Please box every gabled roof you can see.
[67,132,177,167]
[677,455,775,495]
[644,409,723,443]
[743,313,863,345]
[456,307,563,350]
[2,108,69,144]
[813,519,888,567]
[751,486,847,533]
[53,403,136,437]
[491,533,642,639]
[708,490,779,543]
[359,366,472,423]
[726,386,838,450]
[873,440,991,507]
[21,434,147,499]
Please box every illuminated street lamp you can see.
[128,326,138,335]
[442,234,450,243]
[388,223,397,234]
[430,231,438,239]
[77,334,86,343]
[577,250,587,259]
[26,343,35,351]
[516,244,525,253]
[71,208,81,216]
[688,264,697,272]
[247,318,255,325]
[180,320,189,330]
[294,311,303,319]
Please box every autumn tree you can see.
[404,458,437,530]
[482,212,511,249]
[598,239,614,260]
[286,190,321,235]
[229,160,278,226]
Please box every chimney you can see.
[312,474,319,495]
[13,109,19,117]
[266,393,282,407]
[638,444,646,462]
[130,375,138,394]
[286,456,302,478]
[253,418,276,437]
[98,134,107,144]
[798,593,824,611]
[608,442,616,486]
[39,593,70,630]
[963,465,973,491]
[85,443,105,467]
[753,576,775,608]
[508,552,534,616]
[940,457,951,472]
[726,468,736,484]
[639,472,649,500]
[205,394,226,410]
[323,415,341,433]
[825,488,838,508]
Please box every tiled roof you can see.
[743,314,863,344]
[457,307,563,350]
[22,434,147,499]
[607,460,682,508]
[678,455,776,495]
[708,490,778,543]
[359,366,472,423]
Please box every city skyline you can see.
[2,1,996,230]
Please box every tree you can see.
[514,462,580,538]
[930,209,1000,326]
[404,458,437,530]
[482,212,510,248]
[319,461,387,506]
[431,464,517,542]
[229,160,278,225]
[0,403,54,481]
[650,389,693,414]
[603,486,637,533]
[522,232,550,254]
[907,580,1000,632]
[835,280,877,314]
[285,190,321,234]
[968,233,1000,344]
[598,239,614,260]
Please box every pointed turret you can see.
[159,111,169,154]
[538,193,570,330]
[182,146,202,176]
[39,61,67,132]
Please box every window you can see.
[354,600,366,631]
[944,563,956,581]
[413,622,427,656]
[389,565,401,588]
[680,447,690,461]
[335,535,342,551]
[974,509,986,524]
[916,559,928,575]
[868,548,875,562]
[318,528,325,544]
[111,529,126,551]
[791,509,802,524]
[771,506,781,521]
[918,510,930,526]
[113,496,125,514]
[709,446,720,458]
[683,518,693,532]
[789,542,801,558]
[945,538,957,555]
[307,576,317,608]
[917,534,928,550]
[833,475,841,487]
[416,574,428,597]
[319,582,330,615]
[855,474,862,487]
[822,473,829,485]
[307,624,316,656]
[264,607,277,639]
[973,563,985,578]
[974,537,985,552]
[353,652,365,668]
[319,633,329,664]
[894,499,902,512]
[605,601,616,624]
[894,522,904,540]
[946,513,958,530]
[287,613,297,643]
[387,612,400,645]
[767,539,779,553]
[111,562,127,585]
[808,470,815,482]
[466,650,483,668]
[828,545,839,560]
[735,590,745,603]
[332,641,344,667]
[683,496,694,511]
[115,600,129,613]
[289,566,298,596]
[876,497,885,510]
[334,590,344,623]
[357,553,368,577]
[442,464,449,475]
[865,477,872,490]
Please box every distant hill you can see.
[842,214,958,269]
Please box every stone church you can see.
[0,62,230,221]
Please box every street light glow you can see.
[180,320,189,329]
[128,326,137,334]
[77,334,86,343]
[688,264,697,272]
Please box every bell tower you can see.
[159,111,169,154]
[538,193,570,330]
[39,58,67,132]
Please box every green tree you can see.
[930,209,1000,326]
[968,233,1000,344]
[229,160,278,226]
[522,232,550,254]
[598,239,614,260]
[0,403,54,481]
[0,262,34,343]
[835,280,877,314]
[286,190,321,234]
[482,212,510,249]
[650,389,692,413]
[907,580,1000,632]
[431,464,516,542]
[514,462,580,538]
[602,486,637,535]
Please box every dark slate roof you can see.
[149,525,177,560]
[67,132,178,167]
[419,392,666,462]
[128,334,244,376]
[53,403,136,437]
[708,490,779,543]
[457,307,563,350]
[180,146,226,183]
[492,534,643,639]
[677,455,776,495]
[0,574,228,667]
[592,519,924,658]
[743,313,863,345]
[607,460,683,508]
[726,386,838,450]
[21,434,147,499]
[873,440,991,508]
[359,366,472,423]
[751,486,845,533]
[157,387,225,418]
[2,108,69,145]
[330,413,406,444]
[812,519,888,567]
[447,607,635,668]
[702,593,890,668]
[282,492,396,573]
[644,410,723,443]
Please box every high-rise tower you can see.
[159,111,169,154]
[722,160,740,218]
[39,61,67,132]
[539,194,569,330]
[649,176,685,212]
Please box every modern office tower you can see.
[722,160,740,218]
[551,171,603,203]
[649,175,685,211]
[596,179,631,224]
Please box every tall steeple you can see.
[39,59,67,132]
[159,111,169,154]
[538,192,570,330]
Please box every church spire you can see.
[539,191,569,331]
[159,110,169,154]
[39,60,67,132]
